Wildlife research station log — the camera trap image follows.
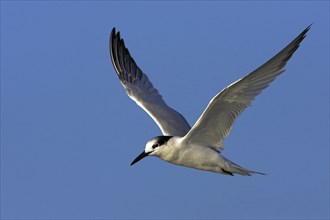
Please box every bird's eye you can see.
[152,143,159,149]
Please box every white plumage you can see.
[109,25,310,175]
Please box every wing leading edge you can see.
[182,25,311,151]
[110,28,190,136]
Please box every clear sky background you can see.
[1,1,329,219]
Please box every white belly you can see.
[159,143,224,173]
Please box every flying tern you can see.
[109,25,310,175]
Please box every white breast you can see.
[157,137,224,172]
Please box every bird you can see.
[109,25,310,176]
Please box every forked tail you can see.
[222,156,265,176]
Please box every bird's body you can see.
[109,25,310,175]
[153,137,222,172]
[143,136,261,176]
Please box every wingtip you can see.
[306,23,313,31]
[109,27,122,76]
[110,27,116,48]
[110,27,116,40]
[299,24,312,40]
[255,171,267,175]
[280,24,311,64]
[110,27,120,41]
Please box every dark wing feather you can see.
[183,25,311,150]
[110,28,190,136]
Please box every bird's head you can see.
[130,136,173,166]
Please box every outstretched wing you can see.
[110,28,190,136]
[182,25,311,150]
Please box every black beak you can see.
[131,150,150,166]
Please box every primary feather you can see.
[182,25,311,151]
[110,26,310,175]
[110,28,191,136]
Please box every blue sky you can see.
[1,1,329,219]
